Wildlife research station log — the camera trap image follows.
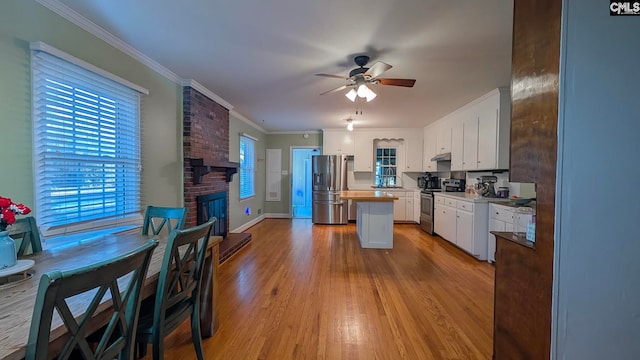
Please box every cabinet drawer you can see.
[445,198,456,207]
[456,200,474,212]
[435,196,444,205]
[491,206,514,223]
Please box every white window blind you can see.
[31,45,145,237]
[239,135,256,199]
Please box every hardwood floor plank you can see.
[152,219,494,360]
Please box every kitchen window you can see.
[31,42,148,238]
[375,147,397,187]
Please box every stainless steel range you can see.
[420,188,441,234]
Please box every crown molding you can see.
[268,130,322,135]
[182,79,233,110]
[36,0,182,83]
[230,110,267,133]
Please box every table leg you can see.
[199,243,220,337]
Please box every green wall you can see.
[228,115,267,230]
[0,0,183,219]
[265,133,322,214]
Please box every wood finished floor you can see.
[153,219,495,360]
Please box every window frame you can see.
[239,134,256,200]
[31,42,147,239]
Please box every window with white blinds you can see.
[239,135,256,199]
[31,43,146,237]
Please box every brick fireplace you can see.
[183,86,251,263]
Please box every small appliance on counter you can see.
[474,175,498,197]
[417,173,440,190]
[495,178,510,198]
[443,178,466,192]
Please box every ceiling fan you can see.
[316,55,416,102]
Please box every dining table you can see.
[0,229,222,360]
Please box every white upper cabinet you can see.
[462,115,479,171]
[436,121,452,154]
[429,88,511,172]
[423,127,438,172]
[451,118,464,171]
[353,131,373,172]
[404,138,423,172]
[322,129,354,155]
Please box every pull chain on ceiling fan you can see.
[316,55,416,102]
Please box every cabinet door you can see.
[405,138,423,172]
[463,116,479,171]
[405,197,414,222]
[353,132,373,171]
[477,100,499,169]
[450,120,464,171]
[434,206,446,236]
[436,122,452,154]
[413,192,421,222]
[423,127,438,172]
[393,197,407,221]
[323,130,354,155]
[456,210,474,254]
[440,205,457,243]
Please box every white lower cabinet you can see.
[434,194,489,260]
[488,203,533,263]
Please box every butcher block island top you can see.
[340,190,399,201]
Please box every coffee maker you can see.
[418,173,440,190]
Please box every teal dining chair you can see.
[141,206,188,236]
[136,217,216,360]
[9,216,43,256]
[25,239,159,360]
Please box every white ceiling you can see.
[57,0,514,133]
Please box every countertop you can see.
[340,190,399,201]
[434,192,514,203]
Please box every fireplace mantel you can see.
[189,158,239,184]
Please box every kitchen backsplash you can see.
[345,158,535,197]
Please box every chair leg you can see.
[191,309,205,360]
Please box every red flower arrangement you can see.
[0,196,31,232]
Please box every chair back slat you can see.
[146,217,216,359]
[26,239,158,360]
[9,217,43,256]
[141,206,187,236]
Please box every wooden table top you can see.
[0,230,221,360]
[340,190,399,201]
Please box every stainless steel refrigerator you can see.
[312,155,348,224]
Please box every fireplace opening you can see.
[195,191,251,263]
[196,191,227,237]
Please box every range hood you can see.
[430,152,451,162]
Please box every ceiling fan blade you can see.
[315,73,348,80]
[377,78,416,87]
[364,61,392,79]
[320,84,348,95]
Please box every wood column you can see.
[493,0,561,359]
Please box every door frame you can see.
[289,146,320,218]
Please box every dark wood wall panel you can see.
[494,0,561,359]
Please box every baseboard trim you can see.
[231,215,266,233]
[264,213,291,219]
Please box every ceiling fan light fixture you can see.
[357,84,370,98]
[345,88,357,102]
[365,89,377,102]
[346,118,354,131]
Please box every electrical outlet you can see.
[257,209,262,215]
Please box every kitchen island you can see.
[340,190,399,249]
